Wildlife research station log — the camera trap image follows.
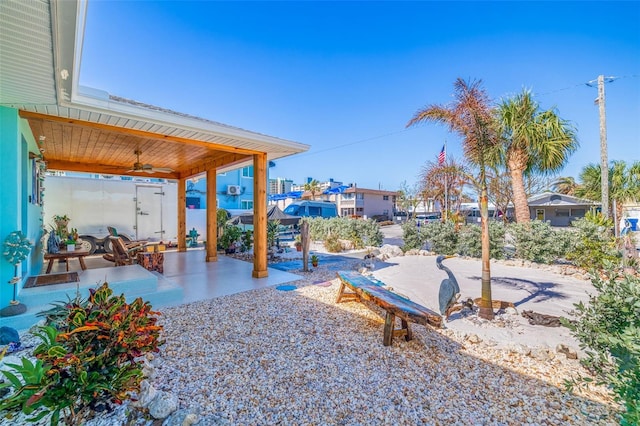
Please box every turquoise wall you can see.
[0,107,44,309]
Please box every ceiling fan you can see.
[128,150,174,174]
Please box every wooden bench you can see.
[336,271,442,346]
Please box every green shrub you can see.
[401,220,425,251]
[0,283,163,425]
[219,224,242,251]
[566,217,620,270]
[508,221,571,264]
[304,217,383,248]
[562,267,640,425]
[457,222,506,259]
[421,221,458,255]
[323,233,343,253]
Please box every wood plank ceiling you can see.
[22,111,257,180]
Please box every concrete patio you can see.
[0,248,302,331]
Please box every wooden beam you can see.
[252,153,268,278]
[20,110,261,156]
[179,153,251,178]
[45,159,180,179]
[206,169,218,262]
[177,178,187,252]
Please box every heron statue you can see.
[437,255,461,320]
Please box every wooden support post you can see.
[383,312,395,346]
[206,169,218,262]
[252,153,268,278]
[301,221,310,272]
[177,177,187,252]
[401,319,412,341]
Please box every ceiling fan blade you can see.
[152,167,174,173]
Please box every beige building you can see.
[330,187,397,220]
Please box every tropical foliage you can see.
[0,283,162,425]
[407,78,499,319]
[562,268,640,425]
[495,90,578,224]
[303,179,322,200]
[303,217,383,250]
[575,161,640,233]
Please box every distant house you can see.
[528,193,599,227]
[331,187,397,220]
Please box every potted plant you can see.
[65,228,79,251]
[310,254,319,267]
[294,235,302,252]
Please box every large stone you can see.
[148,391,179,419]
[162,409,200,426]
[0,326,19,345]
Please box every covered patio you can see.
[7,249,302,331]
[0,0,309,316]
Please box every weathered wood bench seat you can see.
[336,271,442,346]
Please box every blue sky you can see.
[80,1,640,191]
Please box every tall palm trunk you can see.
[508,150,530,223]
[478,178,494,320]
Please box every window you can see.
[241,200,253,209]
[383,195,389,200]
[571,208,586,217]
[356,193,364,200]
[308,206,321,216]
[555,209,570,217]
[242,166,253,178]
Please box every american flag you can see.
[438,145,446,165]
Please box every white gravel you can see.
[1,257,621,425]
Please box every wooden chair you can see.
[103,236,138,266]
[106,226,147,251]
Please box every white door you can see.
[135,185,166,241]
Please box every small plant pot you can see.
[296,245,302,252]
[312,262,318,267]
[66,244,75,252]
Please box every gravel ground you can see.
[2,257,621,425]
[150,258,619,425]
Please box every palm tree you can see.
[552,176,579,195]
[420,156,469,219]
[576,161,640,234]
[495,90,578,223]
[407,78,499,320]
[303,179,321,200]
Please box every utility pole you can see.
[588,75,616,219]
[597,75,609,218]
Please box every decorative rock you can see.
[505,307,518,316]
[378,244,404,259]
[556,344,578,360]
[135,379,158,409]
[466,333,482,344]
[162,409,200,426]
[148,391,179,419]
[0,327,19,345]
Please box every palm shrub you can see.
[566,216,620,270]
[304,217,383,249]
[508,221,572,264]
[421,221,458,255]
[562,267,639,425]
[219,224,242,252]
[401,220,425,251]
[457,222,506,259]
[0,283,163,425]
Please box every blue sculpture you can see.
[437,255,461,320]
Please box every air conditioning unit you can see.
[227,185,241,195]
